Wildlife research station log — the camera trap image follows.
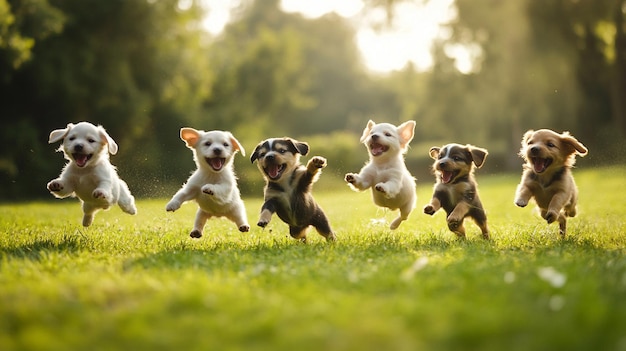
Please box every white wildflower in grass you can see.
[401,256,429,281]
[504,271,516,284]
[549,295,566,311]
[537,267,567,288]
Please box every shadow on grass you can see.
[0,234,83,261]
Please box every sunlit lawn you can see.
[1,166,625,351]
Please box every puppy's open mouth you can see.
[206,157,226,171]
[369,142,389,157]
[264,164,286,180]
[441,170,459,184]
[531,157,552,173]
[72,153,92,167]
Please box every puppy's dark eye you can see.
[205,142,211,147]
[547,142,555,147]
[384,132,392,137]
[69,136,76,141]
[279,149,286,154]
[438,154,444,160]
[453,156,462,161]
[223,143,229,147]
[87,138,96,143]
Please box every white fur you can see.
[166,128,249,237]
[345,120,417,229]
[47,122,136,226]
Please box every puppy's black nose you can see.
[439,161,447,168]
[266,154,275,161]
[371,134,379,141]
[213,148,222,155]
[75,144,83,152]
[530,146,540,155]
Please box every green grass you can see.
[1,166,626,351]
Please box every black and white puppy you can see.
[423,143,489,239]
[250,138,336,242]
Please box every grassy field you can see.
[1,166,625,351]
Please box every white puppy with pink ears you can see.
[47,121,137,227]
[166,128,249,238]
[345,120,417,230]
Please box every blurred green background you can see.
[1,0,625,200]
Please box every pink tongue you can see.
[209,158,225,170]
[371,144,385,156]
[442,171,453,184]
[74,154,88,167]
[268,165,281,178]
[533,159,547,173]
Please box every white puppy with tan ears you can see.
[47,122,137,227]
[345,120,417,229]
[166,128,249,238]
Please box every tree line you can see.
[1,0,624,200]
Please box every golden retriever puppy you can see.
[47,122,136,226]
[251,138,335,242]
[424,143,489,239]
[345,120,417,230]
[166,128,249,238]
[514,129,588,236]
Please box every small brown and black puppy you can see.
[514,129,588,236]
[251,138,336,242]
[423,143,489,239]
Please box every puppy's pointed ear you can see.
[228,133,245,157]
[360,120,376,143]
[467,145,488,168]
[397,120,416,148]
[428,147,441,160]
[98,126,118,155]
[560,132,588,157]
[180,128,201,148]
[287,138,309,156]
[49,123,73,144]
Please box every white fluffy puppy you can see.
[345,120,417,229]
[166,128,249,238]
[47,122,137,226]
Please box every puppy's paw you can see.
[47,180,64,192]
[423,204,436,215]
[165,200,180,212]
[345,173,357,184]
[375,183,388,194]
[257,220,268,228]
[190,230,202,238]
[93,189,111,201]
[545,210,558,224]
[514,198,528,208]
[201,185,214,196]
[447,218,462,231]
[310,156,327,169]
[239,224,250,232]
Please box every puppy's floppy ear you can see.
[397,120,416,149]
[250,142,264,163]
[360,120,376,143]
[467,145,488,168]
[286,138,309,156]
[560,132,588,157]
[228,133,245,157]
[180,127,201,148]
[49,123,74,144]
[521,130,534,146]
[98,126,118,155]
[428,147,441,160]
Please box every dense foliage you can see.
[1,0,624,199]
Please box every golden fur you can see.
[514,129,588,236]
[424,143,489,239]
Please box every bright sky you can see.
[200,0,465,73]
